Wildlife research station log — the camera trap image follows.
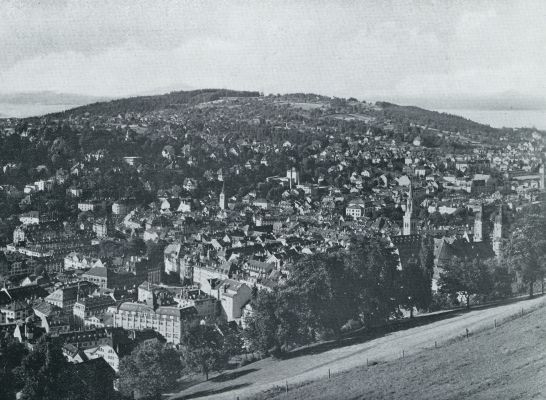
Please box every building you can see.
[92,219,108,238]
[45,284,89,310]
[64,253,101,270]
[123,156,142,166]
[345,199,366,219]
[19,211,40,225]
[214,279,252,322]
[219,183,227,210]
[110,302,197,344]
[286,167,300,188]
[83,344,122,373]
[73,295,116,324]
[473,203,484,242]
[78,201,101,212]
[112,201,128,215]
[403,184,419,236]
[492,205,504,258]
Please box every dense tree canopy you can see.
[118,339,183,400]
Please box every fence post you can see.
[402,350,405,358]
[285,380,288,393]
[466,328,469,339]
[366,358,369,366]
[494,319,497,328]
[434,341,437,348]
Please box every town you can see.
[0,89,545,399]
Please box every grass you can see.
[167,295,546,400]
[250,303,546,400]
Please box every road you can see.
[168,295,546,400]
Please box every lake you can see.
[436,109,546,130]
[0,103,80,118]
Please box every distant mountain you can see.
[380,92,546,111]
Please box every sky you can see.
[1,0,545,102]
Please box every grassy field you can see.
[167,295,546,400]
[252,303,546,400]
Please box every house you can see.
[19,211,40,225]
[82,266,110,289]
[183,178,197,192]
[245,260,275,278]
[83,344,122,372]
[215,279,252,322]
[67,187,83,198]
[112,201,128,215]
[45,285,90,310]
[345,204,364,218]
[253,198,269,210]
[78,201,102,212]
[73,295,116,325]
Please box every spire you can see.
[406,178,413,216]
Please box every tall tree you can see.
[16,336,85,400]
[0,338,28,400]
[180,324,229,380]
[401,257,432,317]
[439,256,492,309]
[243,287,304,357]
[289,252,360,339]
[118,339,183,400]
[347,236,402,324]
[505,208,546,297]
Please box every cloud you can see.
[0,0,544,100]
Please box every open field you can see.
[167,295,546,400]
[254,298,546,400]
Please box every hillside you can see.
[167,295,546,400]
[254,300,546,400]
[46,89,260,117]
[377,101,500,135]
[37,89,503,136]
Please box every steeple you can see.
[492,204,503,257]
[406,182,413,216]
[538,163,546,190]
[403,180,418,235]
[219,182,226,210]
[474,203,483,242]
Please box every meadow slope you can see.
[168,295,546,400]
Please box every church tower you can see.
[538,163,546,190]
[219,183,226,210]
[403,182,418,235]
[474,203,484,242]
[492,204,503,257]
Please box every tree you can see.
[505,208,546,297]
[118,339,183,400]
[180,324,231,380]
[16,336,85,400]
[243,287,304,357]
[485,258,514,299]
[401,257,431,318]
[439,256,492,309]
[289,252,360,339]
[346,236,402,325]
[0,338,27,400]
